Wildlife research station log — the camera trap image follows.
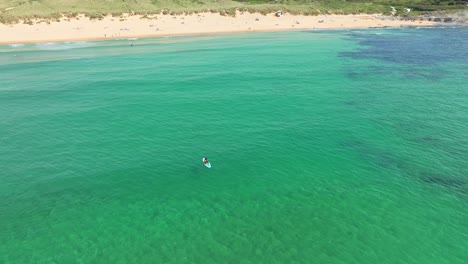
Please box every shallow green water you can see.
[1,28,467,263]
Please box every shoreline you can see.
[0,12,439,45]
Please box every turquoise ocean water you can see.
[1,28,467,263]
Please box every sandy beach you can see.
[0,12,435,44]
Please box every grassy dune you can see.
[0,0,466,23]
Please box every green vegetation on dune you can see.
[0,0,466,23]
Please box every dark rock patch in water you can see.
[421,172,468,195]
[338,140,367,149]
[343,101,359,108]
[345,71,361,79]
[401,69,447,81]
[372,152,409,171]
[414,136,440,143]
[339,140,467,200]
[340,28,468,67]
[339,139,409,171]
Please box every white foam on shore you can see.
[34,41,93,50]
[8,44,25,47]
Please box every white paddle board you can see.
[203,158,211,168]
